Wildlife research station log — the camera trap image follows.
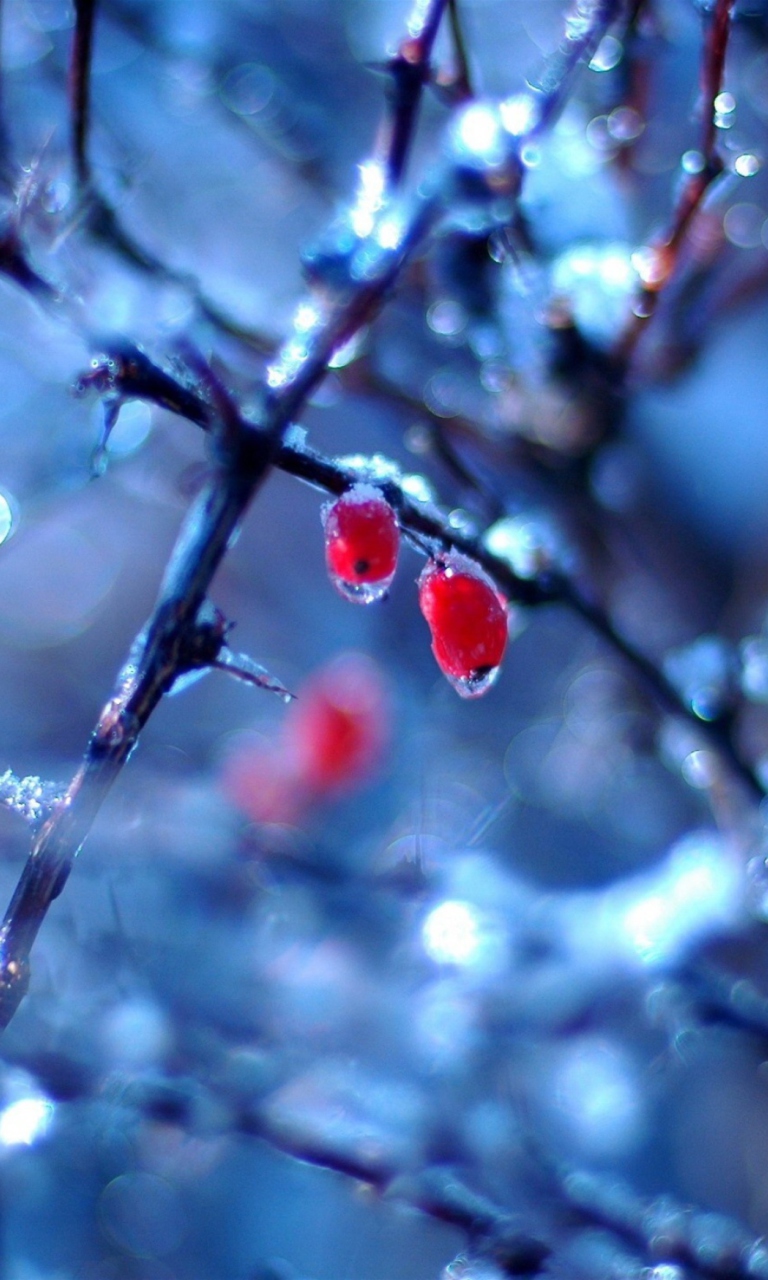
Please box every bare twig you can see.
[376,0,450,189]
[0,0,664,1030]
[618,0,736,361]
[528,0,626,139]
[71,0,98,189]
[77,341,765,802]
[445,0,474,102]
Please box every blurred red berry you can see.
[221,653,391,824]
[323,486,399,602]
[418,556,508,694]
[285,652,390,794]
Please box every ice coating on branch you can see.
[561,832,744,970]
[214,649,294,701]
[337,453,401,485]
[739,635,768,703]
[440,100,524,230]
[483,512,565,580]
[266,299,326,391]
[0,770,62,825]
[499,94,541,138]
[449,103,511,173]
[550,242,639,348]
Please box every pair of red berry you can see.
[323,486,509,695]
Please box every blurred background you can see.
[1,0,768,1277]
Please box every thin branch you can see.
[445,0,474,101]
[79,342,765,802]
[70,0,97,189]
[617,0,736,362]
[376,0,449,189]
[0,156,447,1031]
[556,1165,761,1280]
[528,0,627,139]
[0,0,672,1031]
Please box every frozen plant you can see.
[0,0,766,1278]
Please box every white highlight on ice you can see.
[423,900,482,966]
[0,1096,54,1146]
[350,160,386,240]
[564,832,743,970]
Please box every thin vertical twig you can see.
[0,0,692,1032]
[70,0,98,189]
[617,0,736,360]
[376,0,449,188]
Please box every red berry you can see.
[220,654,391,824]
[285,652,390,793]
[418,556,508,695]
[323,485,399,603]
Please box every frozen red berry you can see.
[418,555,508,697]
[323,485,399,603]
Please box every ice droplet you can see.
[447,665,502,699]
[327,572,394,605]
[664,635,737,721]
[0,491,14,546]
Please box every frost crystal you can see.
[0,770,62,825]
[337,453,401,485]
[483,512,564,579]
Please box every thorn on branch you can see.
[212,651,295,703]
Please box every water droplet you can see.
[589,34,623,72]
[447,665,501,699]
[0,491,14,546]
[664,635,737,721]
[328,328,366,369]
[106,400,152,458]
[734,152,761,178]
[327,571,393,605]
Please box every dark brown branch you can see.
[445,0,474,101]
[0,0,662,1031]
[0,175,445,1031]
[617,0,736,361]
[78,342,765,802]
[376,0,449,188]
[70,0,98,189]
